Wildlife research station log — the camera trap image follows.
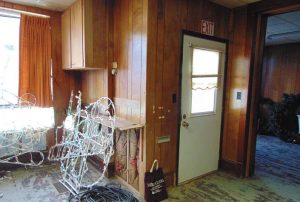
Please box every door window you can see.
[191,48,221,115]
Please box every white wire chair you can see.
[0,90,48,166]
[48,91,116,195]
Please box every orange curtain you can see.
[19,14,52,107]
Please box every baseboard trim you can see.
[219,159,243,177]
[177,170,217,186]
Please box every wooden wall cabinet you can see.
[62,0,109,70]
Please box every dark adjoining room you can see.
[255,9,300,201]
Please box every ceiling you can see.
[2,0,299,46]
[3,0,262,12]
[209,0,260,8]
[265,10,300,46]
[3,0,76,11]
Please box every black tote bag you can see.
[144,160,168,202]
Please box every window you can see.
[0,11,20,104]
[0,10,53,158]
[191,48,220,115]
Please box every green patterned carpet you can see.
[167,135,300,202]
[0,163,143,202]
[0,135,299,201]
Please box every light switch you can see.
[172,93,176,103]
[236,91,242,100]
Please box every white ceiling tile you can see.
[4,0,262,11]
[3,0,76,11]
[267,16,286,26]
[277,11,300,23]
[266,10,300,45]
[271,24,299,32]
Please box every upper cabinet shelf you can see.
[62,0,109,70]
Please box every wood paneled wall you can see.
[223,0,300,177]
[81,69,109,103]
[80,0,147,122]
[220,6,250,175]
[0,1,80,147]
[261,43,300,102]
[81,0,114,104]
[50,14,81,127]
[113,0,147,124]
[112,0,300,183]
[112,0,148,193]
[146,0,231,185]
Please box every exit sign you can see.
[201,20,214,36]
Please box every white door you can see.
[178,35,226,183]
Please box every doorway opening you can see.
[254,10,300,186]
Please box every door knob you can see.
[182,121,189,128]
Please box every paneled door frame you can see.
[244,1,300,177]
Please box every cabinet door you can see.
[83,0,108,68]
[71,0,83,68]
[61,9,71,69]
